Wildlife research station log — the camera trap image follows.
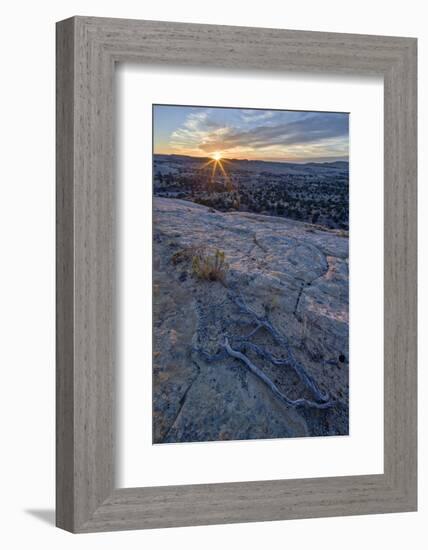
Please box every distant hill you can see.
[154,154,348,175]
[305,161,349,168]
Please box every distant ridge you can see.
[154,153,348,169]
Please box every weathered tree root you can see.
[229,292,331,403]
[192,286,335,409]
[223,338,334,409]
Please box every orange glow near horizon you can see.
[212,151,223,161]
[153,105,349,163]
[202,155,233,192]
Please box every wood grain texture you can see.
[56,16,417,533]
[56,18,75,532]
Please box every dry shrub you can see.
[192,249,228,283]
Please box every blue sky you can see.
[153,105,349,163]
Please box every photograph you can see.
[152,104,350,444]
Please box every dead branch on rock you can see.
[229,292,331,403]
[223,338,334,409]
[192,286,334,409]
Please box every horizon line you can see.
[153,152,349,165]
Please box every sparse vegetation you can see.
[264,292,279,314]
[191,249,228,283]
[154,154,349,230]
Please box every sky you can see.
[153,104,349,163]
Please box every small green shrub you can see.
[264,293,279,314]
[192,249,228,283]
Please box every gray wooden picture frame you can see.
[56,16,417,533]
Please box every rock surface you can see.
[152,197,349,443]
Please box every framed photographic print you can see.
[151,104,349,445]
[56,17,417,532]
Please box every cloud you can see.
[240,110,276,123]
[168,109,348,161]
[219,114,348,149]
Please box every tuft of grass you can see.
[192,249,228,283]
[335,228,349,238]
[264,293,279,315]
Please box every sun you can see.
[212,151,223,161]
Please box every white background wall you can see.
[0,1,425,548]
